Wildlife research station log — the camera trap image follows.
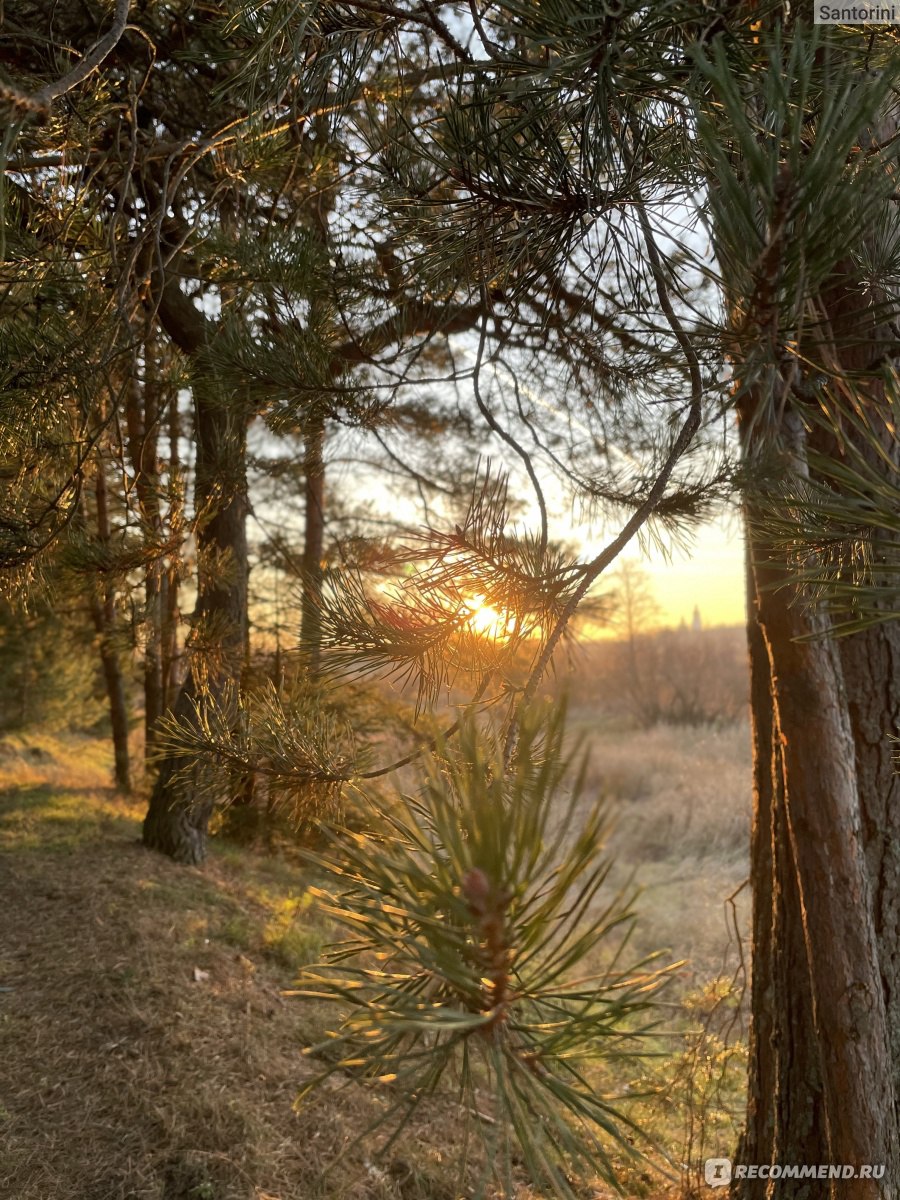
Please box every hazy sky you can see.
[643,513,746,628]
[317,415,749,635]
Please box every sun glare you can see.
[463,594,514,639]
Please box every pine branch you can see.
[0,0,132,118]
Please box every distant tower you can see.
[691,605,702,633]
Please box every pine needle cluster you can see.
[292,705,676,1197]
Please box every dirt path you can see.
[0,774,498,1200]
[0,748,685,1200]
[0,804,328,1199]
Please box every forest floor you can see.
[0,725,750,1200]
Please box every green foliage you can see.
[150,677,362,816]
[693,23,900,408]
[0,778,139,853]
[670,979,748,1192]
[291,705,676,1197]
[0,589,105,733]
[0,255,117,569]
[264,920,325,971]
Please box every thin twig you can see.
[504,193,704,766]
[472,304,550,558]
[358,668,496,779]
[0,0,132,116]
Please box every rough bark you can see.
[840,626,900,1099]
[141,392,248,862]
[142,279,248,864]
[757,544,892,1192]
[141,670,210,863]
[736,392,897,1194]
[143,569,164,748]
[161,388,182,711]
[734,545,825,1200]
[90,462,131,793]
[124,364,164,757]
[89,591,132,794]
[818,243,900,1112]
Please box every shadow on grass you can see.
[0,784,141,852]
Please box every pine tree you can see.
[9,1,900,1190]
[690,22,900,1189]
[230,3,900,1190]
[2,3,506,853]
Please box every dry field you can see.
[574,720,751,983]
[0,722,750,1200]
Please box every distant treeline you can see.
[561,624,748,729]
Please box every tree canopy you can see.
[4,2,900,1196]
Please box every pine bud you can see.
[461,867,491,913]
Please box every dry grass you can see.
[0,725,749,1200]
[0,739,486,1200]
[560,718,752,1185]
[570,719,752,987]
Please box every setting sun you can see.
[462,594,514,638]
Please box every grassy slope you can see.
[0,737,470,1200]
[0,727,749,1200]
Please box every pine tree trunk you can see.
[161,389,182,711]
[141,398,248,862]
[125,355,166,758]
[817,221,900,1115]
[729,72,900,1189]
[143,568,164,753]
[840,626,900,1098]
[140,668,211,862]
[90,461,131,794]
[737,410,900,1191]
[734,547,824,1200]
[738,482,896,1194]
[142,280,248,864]
[89,591,132,794]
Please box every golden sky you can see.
[642,513,747,629]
